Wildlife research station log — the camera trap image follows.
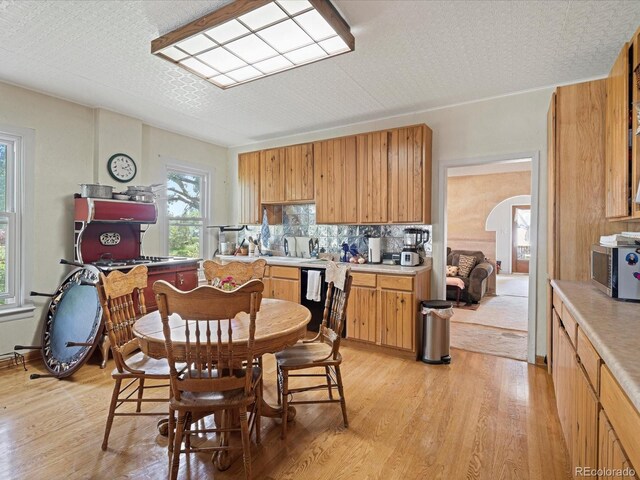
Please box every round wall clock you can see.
[107,153,137,183]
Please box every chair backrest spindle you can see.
[153,279,264,401]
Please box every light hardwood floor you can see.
[0,345,571,480]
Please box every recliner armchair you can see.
[446,248,494,303]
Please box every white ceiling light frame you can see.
[151,0,355,89]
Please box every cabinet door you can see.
[379,289,415,351]
[388,126,427,224]
[143,271,178,312]
[238,152,261,224]
[574,364,599,474]
[357,131,388,223]
[314,136,357,223]
[598,411,637,480]
[346,286,377,343]
[270,277,299,303]
[285,143,314,202]
[555,322,576,464]
[260,148,286,203]
[176,269,198,291]
[605,43,630,219]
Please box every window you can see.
[166,167,209,258]
[0,126,34,318]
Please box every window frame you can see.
[0,124,35,322]
[163,164,210,260]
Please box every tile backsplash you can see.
[244,204,432,257]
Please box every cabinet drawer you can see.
[561,305,578,349]
[351,272,376,287]
[378,275,413,291]
[577,327,601,394]
[553,289,563,313]
[269,266,300,280]
[601,365,640,472]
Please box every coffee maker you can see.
[401,228,428,266]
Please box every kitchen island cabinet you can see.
[550,281,640,479]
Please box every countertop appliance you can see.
[401,227,427,267]
[368,237,382,264]
[591,244,640,301]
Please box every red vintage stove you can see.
[74,196,200,310]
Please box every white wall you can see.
[227,87,553,357]
[486,195,532,274]
[0,82,228,353]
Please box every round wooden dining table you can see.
[132,298,311,469]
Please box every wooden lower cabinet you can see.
[379,289,414,351]
[143,262,200,311]
[573,363,599,474]
[599,411,638,480]
[262,266,300,303]
[346,285,377,344]
[555,321,576,461]
[345,271,429,355]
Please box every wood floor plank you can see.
[0,346,570,479]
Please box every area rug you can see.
[450,294,528,331]
[452,302,479,311]
[450,321,527,362]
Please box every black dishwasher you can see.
[300,268,347,337]
[300,268,327,333]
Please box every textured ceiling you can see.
[0,0,639,147]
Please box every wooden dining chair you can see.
[98,265,172,451]
[275,274,353,440]
[203,259,267,286]
[153,279,264,480]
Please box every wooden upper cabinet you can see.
[238,151,261,224]
[605,42,630,219]
[357,131,388,223]
[388,125,432,224]
[260,148,286,203]
[314,136,358,224]
[285,143,314,202]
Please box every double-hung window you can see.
[0,126,33,319]
[166,166,209,259]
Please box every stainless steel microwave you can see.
[591,244,640,301]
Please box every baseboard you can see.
[0,350,40,372]
[341,338,417,360]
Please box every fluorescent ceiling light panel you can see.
[258,19,313,53]
[151,0,354,89]
[197,48,246,73]
[227,65,263,82]
[176,34,217,55]
[179,57,219,78]
[276,0,313,15]
[226,35,278,63]
[206,20,249,44]
[254,55,293,74]
[238,2,287,30]
[295,9,335,41]
[285,43,327,64]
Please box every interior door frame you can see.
[435,151,540,364]
[511,204,531,273]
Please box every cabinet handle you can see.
[119,217,134,221]
[178,273,184,286]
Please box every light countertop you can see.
[551,280,640,412]
[216,255,432,275]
